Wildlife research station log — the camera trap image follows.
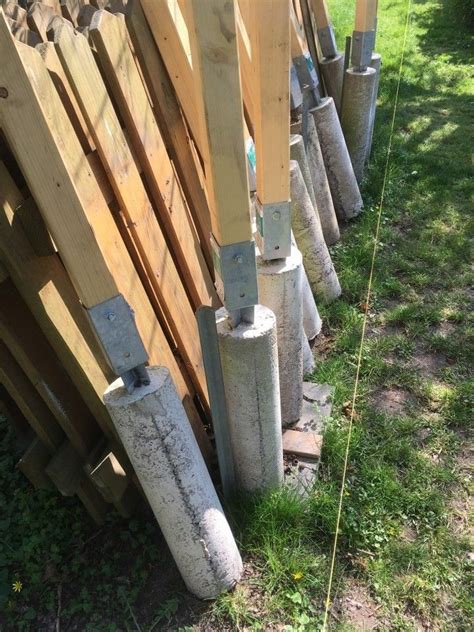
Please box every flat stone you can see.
[282,429,322,459]
[292,383,334,433]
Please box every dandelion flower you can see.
[12,580,23,593]
[292,571,303,581]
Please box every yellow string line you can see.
[321,2,412,629]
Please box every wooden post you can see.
[0,22,211,455]
[248,0,291,260]
[351,0,377,70]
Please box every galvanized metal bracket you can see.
[317,25,338,59]
[196,306,235,497]
[292,53,320,109]
[290,64,303,111]
[255,199,292,261]
[87,294,149,391]
[211,237,258,317]
[351,30,376,71]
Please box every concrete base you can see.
[305,115,340,246]
[367,53,382,163]
[290,134,317,211]
[216,305,283,492]
[290,160,341,303]
[311,97,363,221]
[301,267,322,340]
[104,368,242,599]
[341,67,377,183]
[257,247,304,426]
[320,53,344,115]
[284,382,334,495]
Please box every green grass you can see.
[1,0,472,630]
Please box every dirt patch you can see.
[373,388,413,415]
[433,321,456,338]
[332,581,384,630]
[410,352,446,378]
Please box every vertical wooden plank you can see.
[54,24,209,403]
[89,10,217,309]
[140,0,202,153]
[248,0,290,206]
[126,0,213,273]
[185,0,252,246]
[355,0,377,31]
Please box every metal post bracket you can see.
[255,199,292,261]
[211,237,258,313]
[87,294,149,379]
[351,30,376,71]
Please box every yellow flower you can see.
[292,571,303,581]
[12,580,23,593]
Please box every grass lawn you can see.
[1,0,472,630]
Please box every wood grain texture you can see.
[90,9,217,310]
[185,0,252,246]
[126,0,213,273]
[249,0,290,205]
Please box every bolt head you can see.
[272,210,281,220]
[105,312,116,321]
[233,254,243,264]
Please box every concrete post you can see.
[257,247,304,426]
[305,116,340,246]
[104,368,243,599]
[320,53,344,114]
[216,305,283,492]
[290,161,341,303]
[290,134,317,212]
[302,267,322,341]
[341,67,377,183]
[311,97,363,221]
[367,53,382,163]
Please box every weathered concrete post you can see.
[367,53,382,162]
[104,369,243,599]
[216,306,284,491]
[341,66,377,182]
[311,97,363,221]
[257,247,304,426]
[290,161,341,303]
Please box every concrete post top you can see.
[104,367,171,407]
[312,96,334,112]
[346,66,377,78]
[256,245,302,275]
[216,304,276,340]
[290,133,303,146]
[321,52,344,65]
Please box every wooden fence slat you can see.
[0,340,64,452]
[126,0,213,273]
[90,9,217,310]
[16,437,54,490]
[140,0,202,153]
[0,278,101,458]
